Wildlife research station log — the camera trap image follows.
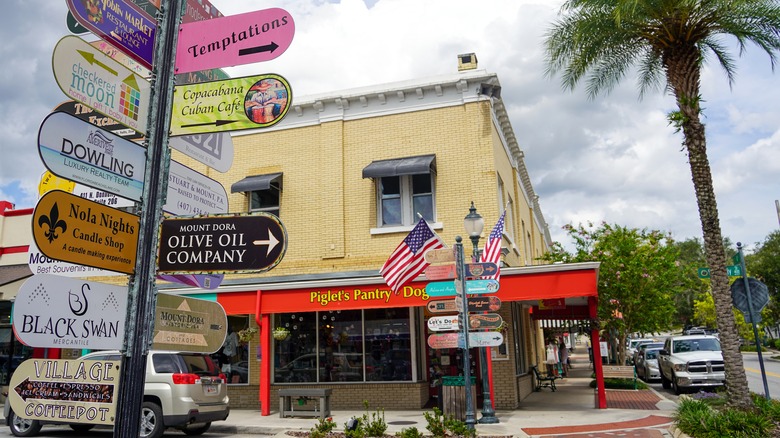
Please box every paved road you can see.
[0,424,265,437]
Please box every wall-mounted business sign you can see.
[176,8,295,74]
[13,274,128,350]
[28,239,124,278]
[169,133,234,173]
[171,73,291,136]
[152,293,227,354]
[165,161,228,215]
[52,36,151,134]
[157,213,287,274]
[38,111,146,202]
[9,358,119,426]
[66,0,156,70]
[32,190,139,275]
[54,100,144,142]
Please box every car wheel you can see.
[69,424,95,433]
[8,410,42,437]
[182,422,211,436]
[661,370,671,389]
[139,401,165,438]
[672,373,683,395]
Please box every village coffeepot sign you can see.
[157,212,287,274]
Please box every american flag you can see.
[380,218,445,293]
[479,210,505,280]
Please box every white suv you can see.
[5,350,230,437]
[658,335,725,395]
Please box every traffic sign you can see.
[165,161,228,216]
[38,111,146,202]
[169,133,234,173]
[158,212,287,274]
[52,36,151,134]
[697,265,742,278]
[32,190,139,275]
[427,279,500,297]
[9,358,119,426]
[152,293,227,354]
[66,0,156,70]
[427,296,502,314]
[427,332,504,349]
[176,8,295,74]
[731,277,770,317]
[13,274,127,350]
[171,73,292,136]
[424,248,455,264]
[53,100,144,141]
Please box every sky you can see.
[1,0,778,253]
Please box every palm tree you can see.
[543,0,780,408]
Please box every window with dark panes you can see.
[250,189,279,217]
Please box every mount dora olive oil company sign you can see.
[13,274,127,350]
[32,190,139,274]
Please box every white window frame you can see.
[376,174,436,228]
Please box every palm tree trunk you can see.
[668,49,752,408]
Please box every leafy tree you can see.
[540,222,683,364]
[747,231,780,336]
[543,0,780,408]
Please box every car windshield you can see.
[673,338,721,353]
[645,350,659,360]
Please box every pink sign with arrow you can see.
[176,8,295,74]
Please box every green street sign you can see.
[732,253,742,265]
[697,265,742,279]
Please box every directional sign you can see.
[424,248,455,264]
[66,0,156,70]
[54,100,144,141]
[426,279,499,297]
[463,262,499,278]
[697,265,742,279]
[468,313,504,330]
[169,133,234,173]
[165,161,228,216]
[14,274,128,350]
[38,111,146,202]
[424,262,499,281]
[66,11,89,35]
[152,293,227,354]
[28,239,124,278]
[38,170,76,196]
[157,273,224,290]
[176,8,295,74]
[32,190,139,275]
[427,315,460,332]
[171,73,292,136]
[52,36,151,134]
[158,212,287,274]
[427,296,502,314]
[427,332,504,349]
[9,358,119,426]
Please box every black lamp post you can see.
[463,203,498,424]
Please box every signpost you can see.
[152,293,227,353]
[66,0,157,70]
[169,133,234,173]
[13,274,128,350]
[427,296,502,314]
[157,213,287,274]
[32,190,139,274]
[38,111,147,202]
[52,36,151,134]
[426,279,499,297]
[165,161,228,215]
[175,8,295,74]
[9,357,120,426]
[427,332,504,349]
[170,73,292,136]
[697,265,742,279]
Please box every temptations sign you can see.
[157,213,287,274]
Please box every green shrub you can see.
[675,395,778,438]
[443,416,475,437]
[423,407,447,438]
[588,378,647,390]
[395,426,423,438]
[310,416,337,438]
[344,417,366,438]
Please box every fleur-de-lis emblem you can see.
[38,202,67,243]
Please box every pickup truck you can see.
[658,335,725,395]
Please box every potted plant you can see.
[273,327,290,341]
[239,327,258,343]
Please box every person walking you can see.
[559,338,569,376]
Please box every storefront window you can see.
[213,315,250,384]
[273,308,412,383]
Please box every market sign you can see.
[152,293,227,354]
[9,358,119,426]
[52,36,151,134]
[13,274,127,350]
[176,8,295,74]
[38,111,146,202]
[32,190,139,275]
[170,73,292,136]
[169,133,234,173]
[164,161,228,215]
[66,0,156,70]
[157,213,287,274]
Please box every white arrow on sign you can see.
[253,231,280,256]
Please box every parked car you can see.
[658,335,725,395]
[636,347,663,382]
[632,342,664,367]
[626,339,655,364]
[5,350,230,438]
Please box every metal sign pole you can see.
[115,0,182,436]
[455,237,476,430]
[737,243,770,400]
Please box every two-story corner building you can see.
[163,57,601,413]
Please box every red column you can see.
[589,296,606,409]
[255,290,271,416]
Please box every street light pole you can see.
[464,203,498,424]
[455,237,476,430]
